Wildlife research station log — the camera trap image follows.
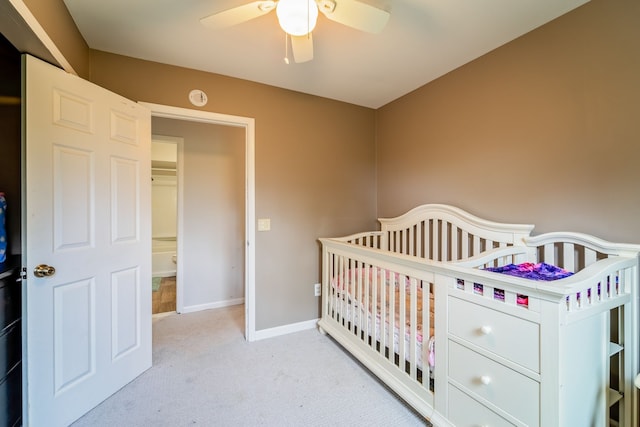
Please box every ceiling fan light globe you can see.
[276,0,318,36]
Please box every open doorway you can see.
[141,102,256,341]
[151,135,180,314]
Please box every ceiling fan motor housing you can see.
[276,0,319,36]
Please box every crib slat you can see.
[363,264,371,344]
[473,236,481,258]
[433,220,440,261]
[388,269,395,363]
[327,253,334,318]
[623,267,632,294]
[411,226,417,256]
[343,258,350,325]
[379,266,387,357]
[399,273,406,368]
[451,225,459,261]
[441,222,449,261]
[372,265,381,356]
[461,230,469,259]
[584,248,597,268]
[407,228,411,254]
[417,222,423,258]
[564,243,575,272]
[349,259,356,333]
[422,281,429,384]
[355,261,362,336]
[409,277,418,379]
[337,256,345,325]
[403,228,408,255]
[424,220,433,259]
[544,243,555,265]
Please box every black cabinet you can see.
[0,30,23,427]
[0,258,21,427]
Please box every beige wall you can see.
[4,0,377,330]
[21,0,640,331]
[22,0,90,78]
[376,0,640,243]
[88,52,377,329]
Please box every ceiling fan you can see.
[200,0,390,63]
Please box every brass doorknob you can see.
[34,264,56,278]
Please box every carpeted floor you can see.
[71,305,429,426]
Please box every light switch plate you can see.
[258,218,271,231]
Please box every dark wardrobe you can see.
[0,32,23,427]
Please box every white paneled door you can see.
[24,55,152,426]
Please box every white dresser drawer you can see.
[448,296,539,372]
[448,340,539,426]
[448,384,515,427]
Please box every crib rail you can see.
[449,255,637,322]
[333,231,385,249]
[378,204,534,261]
[526,231,640,272]
[319,238,439,415]
[536,257,636,314]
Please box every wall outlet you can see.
[314,283,321,297]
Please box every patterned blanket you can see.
[484,262,573,281]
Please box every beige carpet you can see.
[71,305,428,426]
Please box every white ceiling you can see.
[62,0,588,109]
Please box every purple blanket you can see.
[484,262,573,281]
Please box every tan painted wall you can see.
[22,0,89,78]
[3,0,377,330]
[88,51,377,329]
[376,0,640,243]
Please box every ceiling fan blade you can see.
[291,34,314,63]
[316,0,390,33]
[200,1,277,30]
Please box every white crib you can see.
[319,204,639,426]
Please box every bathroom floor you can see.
[152,276,176,314]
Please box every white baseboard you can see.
[180,298,244,314]
[253,318,319,341]
[177,300,318,341]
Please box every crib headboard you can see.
[377,204,535,261]
[525,231,640,273]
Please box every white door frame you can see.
[140,102,256,341]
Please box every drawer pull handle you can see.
[480,325,492,335]
[480,375,492,385]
